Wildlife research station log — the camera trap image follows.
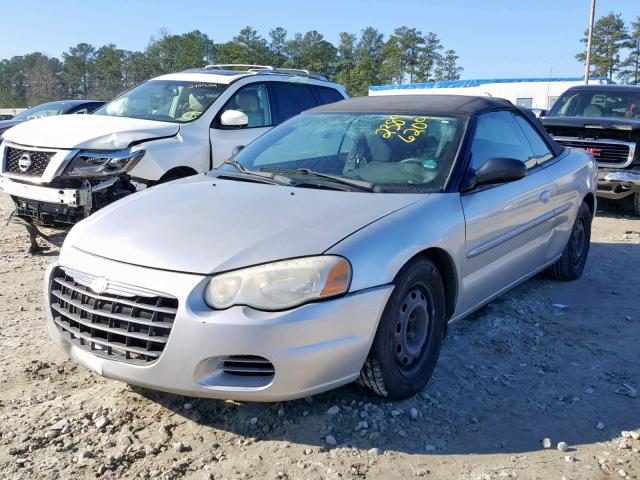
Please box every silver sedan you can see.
[45,95,597,401]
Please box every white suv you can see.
[0,64,347,224]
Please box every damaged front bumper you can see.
[0,175,96,206]
[0,176,119,224]
[597,168,640,200]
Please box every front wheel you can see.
[633,192,640,217]
[357,258,447,399]
[545,201,592,281]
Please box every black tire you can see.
[545,201,592,281]
[357,258,447,399]
[633,193,640,217]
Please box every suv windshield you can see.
[549,89,640,119]
[95,80,227,123]
[231,113,465,192]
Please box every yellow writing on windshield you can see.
[375,115,429,143]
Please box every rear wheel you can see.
[545,201,592,281]
[357,258,446,399]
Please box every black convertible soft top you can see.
[310,94,564,157]
[310,94,513,115]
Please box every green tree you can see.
[292,30,337,77]
[146,29,214,75]
[415,32,443,82]
[92,45,125,99]
[122,51,152,89]
[63,43,95,97]
[24,53,64,104]
[215,27,270,66]
[351,27,386,96]
[383,27,425,83]
[334,32,357,93]
[576,12,631,80]
[0,57,29,106]
[434,49,463,81]
[620,17,640,84]
[268,27,289,67]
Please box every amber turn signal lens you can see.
[320,259,351,296]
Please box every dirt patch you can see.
[0,194,638,480]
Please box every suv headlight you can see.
[64,149,145,177]
[204,256,352,311]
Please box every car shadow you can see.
[596,196,638,219]
[130,239,640,456]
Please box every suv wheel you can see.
[545,201,592,281]
[357,258,446,399]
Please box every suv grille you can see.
[5,147,55,176]
[555,139,632,166]
[49,268,178,364]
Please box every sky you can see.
[1,0,638,82]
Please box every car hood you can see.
[64,175,424,274]
[1,114,179,150]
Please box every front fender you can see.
[326,193,465,301]
[128,131,209,181]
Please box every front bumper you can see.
[45,247,393,401]
[0,176,91,206]
[597,168,640,200]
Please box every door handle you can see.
[540,189,552,203]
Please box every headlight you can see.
[64,149,145,177]
[204,256,352,311]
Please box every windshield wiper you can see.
[217,160,293,185]
[261,167,374,192]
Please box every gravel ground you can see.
[0,193,639,480]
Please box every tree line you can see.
[577,13,640,84]
[0,26,463,107]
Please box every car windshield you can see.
[549,89,640,119]
[12,102,75,121]
[230,113,465,193]
[95,80,227,123]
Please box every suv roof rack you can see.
[205,64,274,71]
[203,64,328,81]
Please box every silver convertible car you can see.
[44,95,597,401]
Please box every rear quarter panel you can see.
[541,148,597,259]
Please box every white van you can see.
[0,65,347,224]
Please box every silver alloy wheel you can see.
[394,288,430,370]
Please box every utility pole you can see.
[585,0,596,84]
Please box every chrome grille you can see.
[555,139,633,166]
[221,356,275,377]
[49,268,178,364]
[5,146,55,176]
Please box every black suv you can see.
[540,85,640,215]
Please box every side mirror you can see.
[220,109,248,128]
[462,157,527,191]
[231,145,245,157]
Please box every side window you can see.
[87,103,104,113]
[470,111,536,170]
[218,83,272,128]
[73,108,89,114]
[313,86,345,105]
[271,82,317,124]
[514,115,554,165]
